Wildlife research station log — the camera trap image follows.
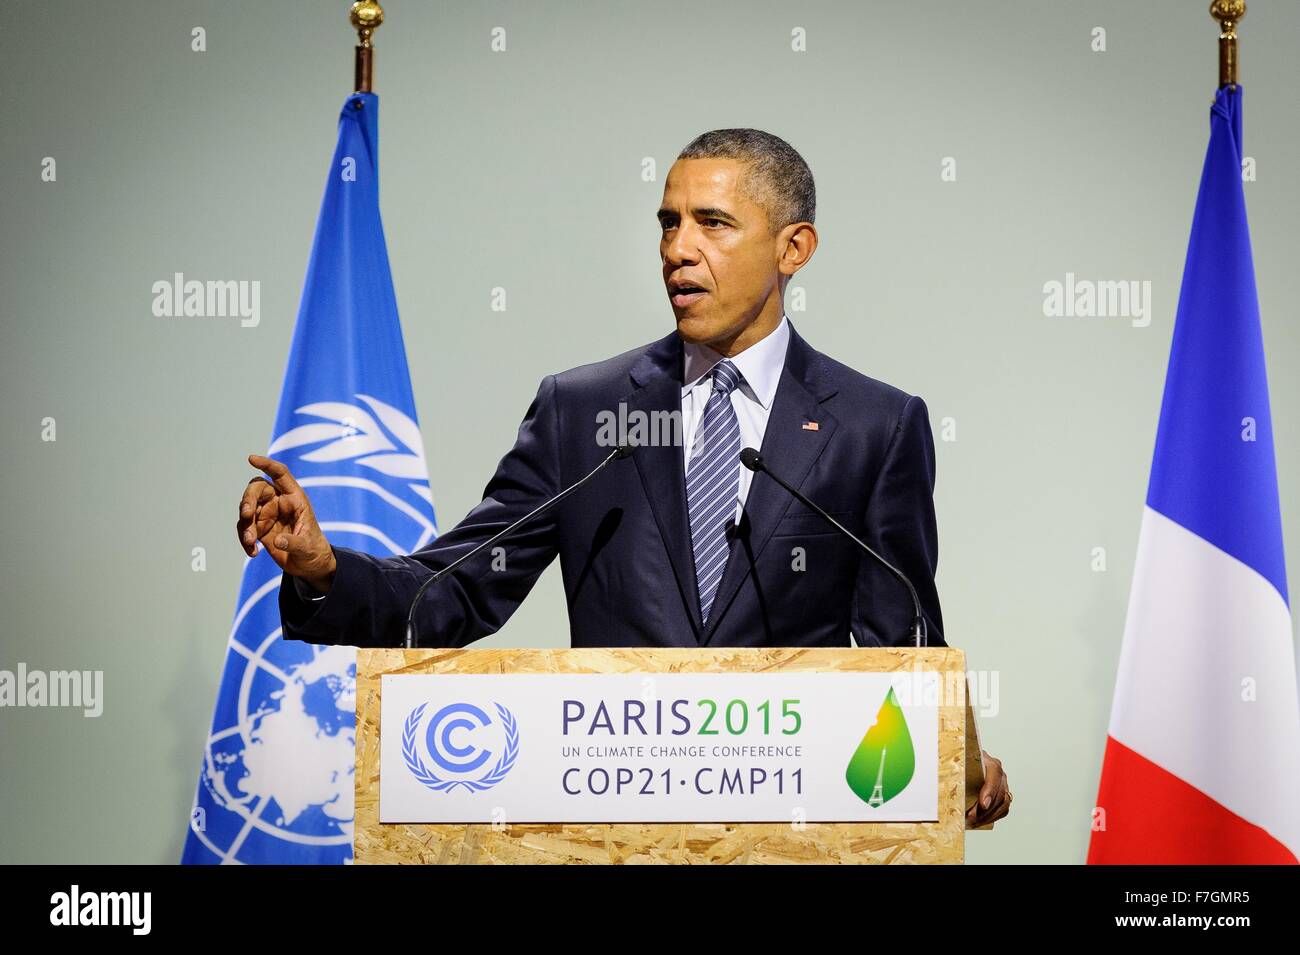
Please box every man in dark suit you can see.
[235,128,1011,827]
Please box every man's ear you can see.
[779,221,818,278]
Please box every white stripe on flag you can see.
[1109,506,1300,858]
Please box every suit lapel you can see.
[623,333,704,638]
[700,325,839,645]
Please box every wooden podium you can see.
[355,646,984,864]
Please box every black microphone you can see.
[739,447,928,647]
[403,444,636,648]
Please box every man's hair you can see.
[676,128,816,235]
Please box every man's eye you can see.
[704,218,726,228]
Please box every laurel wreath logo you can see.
[268,393,431,501]
[402,702,519,794]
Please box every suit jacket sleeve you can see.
[277,375,564,648]
[850,393,945,647]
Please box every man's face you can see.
[658,158,784,351]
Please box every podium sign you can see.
[379,671,940,824]
[355,647,974,865]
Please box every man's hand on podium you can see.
[236,453,337,594]
[966,750,1011,828]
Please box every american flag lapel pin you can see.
[801,419,820,431]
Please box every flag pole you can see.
[1210,0,1245,91]
[351,0,384,94]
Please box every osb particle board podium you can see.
[355,646,982,864]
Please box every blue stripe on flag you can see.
[1145,87,1288,607]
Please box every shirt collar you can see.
[681,314,790,410]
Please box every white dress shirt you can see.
[680,313,790,524]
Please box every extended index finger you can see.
[248,453,302,495]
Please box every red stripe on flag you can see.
[1088,735,1297,864]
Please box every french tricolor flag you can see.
[1089,87,1300,864]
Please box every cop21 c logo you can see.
[402,702,519,794]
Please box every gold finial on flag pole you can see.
[1210,0,1245,90]
[351,1,385,94]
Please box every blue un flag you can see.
[182,93,435,864]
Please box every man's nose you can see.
[663,222,701,265]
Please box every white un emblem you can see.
[187,394,436,864]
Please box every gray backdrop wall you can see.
[2,0,1297,864]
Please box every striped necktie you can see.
[686,358,743,625]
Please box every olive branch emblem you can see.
[268,393,432,504]
[402,702,519,794]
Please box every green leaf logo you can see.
[845,687,915,806]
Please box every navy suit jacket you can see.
[279,322,945,649]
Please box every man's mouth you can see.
[670,285,708,308]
